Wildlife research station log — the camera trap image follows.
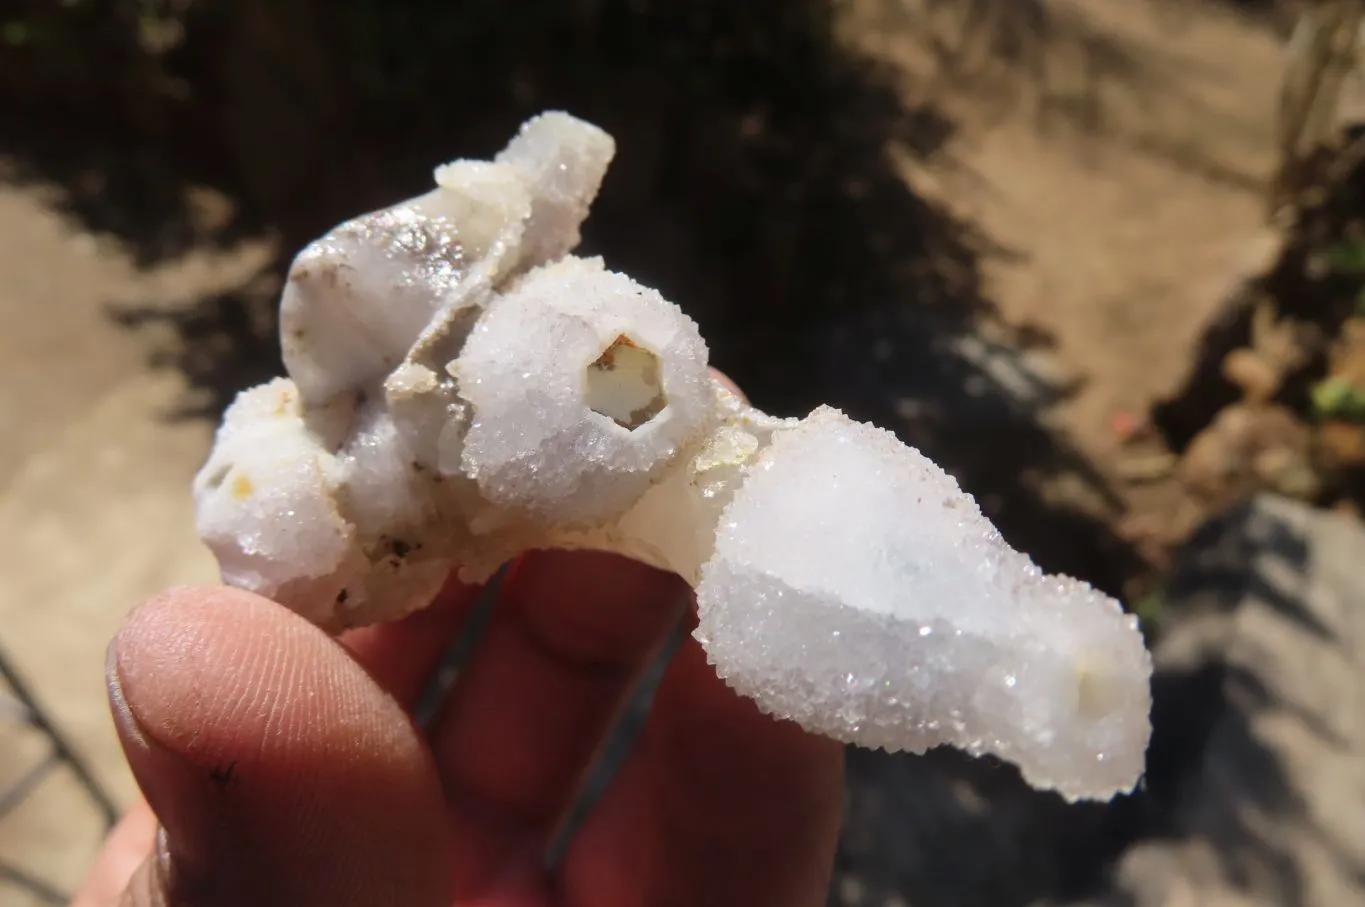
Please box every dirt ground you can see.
[0,183,266,902]
[849,0,1285,573]
[0,0,1286,902]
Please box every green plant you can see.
[1312,375,1365,420]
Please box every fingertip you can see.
[107,585,453,907]
[710,368,748,403]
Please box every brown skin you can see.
[73,377,845,907]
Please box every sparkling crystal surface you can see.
[194,112,1153,800]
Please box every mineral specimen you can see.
[194,112,1152,801]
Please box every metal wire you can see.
[1,646,121,904]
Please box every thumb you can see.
[103,586,452,907]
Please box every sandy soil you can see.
[851,0,1284,555]
[0,181,267,903]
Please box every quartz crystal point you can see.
[194,111,1153,801]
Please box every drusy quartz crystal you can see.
[194,112,1152,801]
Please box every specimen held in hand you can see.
[194,112,1153,801]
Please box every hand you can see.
[72,552,844,906]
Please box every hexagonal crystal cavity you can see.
[585,335,667,430]
[456,257,712,525]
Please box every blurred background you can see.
[2,0,1363,904]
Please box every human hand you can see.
[72,551,844,907]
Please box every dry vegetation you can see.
[1151,1,1365,532]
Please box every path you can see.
[0,175,265,903]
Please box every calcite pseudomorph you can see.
[194,112,1153,801]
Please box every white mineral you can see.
[194,111,1153,801]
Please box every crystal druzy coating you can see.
[194,112,1153,801]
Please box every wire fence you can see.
[0,648,119,906]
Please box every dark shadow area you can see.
[1142,497,1312,804]
[0,1,262,265]
[104,272,284,421]
[834,746,1139,907]
[1149,285,1259,454]
[1192,0,1297,36]
[1149,244,1348,457]
[0,1,1200,904]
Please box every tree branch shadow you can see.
[1123,497,1358,907]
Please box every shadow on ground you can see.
[0,1,1302,904]
[835,497,1342,907]
[865,0,1280,192]
[1116,497,1360,907]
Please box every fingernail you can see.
[106,638,144,750]
[105,638,215,883]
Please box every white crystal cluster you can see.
[194,112,1153,801]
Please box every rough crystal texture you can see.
[695,408,1151,797]
[457,256,713,524]
[194,111,1153,800]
